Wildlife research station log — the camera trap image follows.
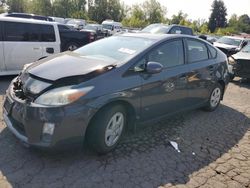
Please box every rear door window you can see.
[0,21,3,41]
[148,39,184,68]
[40,24,56,42]
[207,45,217,59]
[4,22,40,42]
[186,39,209,63]
[58,25,71,31]
[180,27,193,35]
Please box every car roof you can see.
[0,16,58,25]
[119,33,198,41]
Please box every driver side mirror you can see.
[145,61,163,74]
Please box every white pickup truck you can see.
[0,17,95,76]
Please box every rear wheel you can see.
[65,42,79,51]
[86,105,126,154]
[203,84,223,112]
[229,74,235,81]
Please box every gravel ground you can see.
[0,76,250,188]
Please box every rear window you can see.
[207,45,217,58]
[180,27,193,35]
[4,22,40,42]
[187,39,209,63]
[58,25,71,31]
[40,25,56,42]
[0,21,3,41]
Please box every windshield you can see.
[75,36,154,62]
[102,24,113,30]
[217,37,242,47]
[241,44,250,53]
[141,24,170,34]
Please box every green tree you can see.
[122,4,147,28]
[0,0,7,13]
[88,0,108,23]
[238,14,250,33]
[7,0,28,12]
[143,0,166,23]
[52,0,87,18]
[208,0,227,32]
[88,0,124,23]
[29,0,52,16]
[171,11,187,24]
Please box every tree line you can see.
[0,0,249,35]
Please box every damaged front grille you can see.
[13,78,27,100]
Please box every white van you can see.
[101,20,122,35]
[0,17,61,76]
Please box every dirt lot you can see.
[0,76,250,188]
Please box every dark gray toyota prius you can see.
[3,33,230,153]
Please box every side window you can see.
[133,58,147,72]
[207,45,217,59]
[4,22,40,42]
[40,25,56,42]
[181,27,193,35]
[0,21,3,41]
[170,27,181,34]
[148,40,184,68]
[58,25,70,31]
[186,39,209,63]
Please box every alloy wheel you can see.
[105,112,124,147]
[210,87,221,108]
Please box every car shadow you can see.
[0,104,249,187]
[0,76,15,95]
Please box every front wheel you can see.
[86,105,126,154]
[203,84,223,112]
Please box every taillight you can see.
[88,33,95,42]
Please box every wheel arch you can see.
[86,99,137,137]
[218,79,226,100]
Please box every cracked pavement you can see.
[0,76,250,188]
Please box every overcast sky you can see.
[121,0,250,21]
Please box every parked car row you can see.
[0,17,95,76]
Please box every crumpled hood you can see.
[232,52,250,60]
[213,42,238,50]
[27,52,116,81]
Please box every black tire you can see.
[203,83,223,112]
[64,42,79,51]
[229,74,235,81]
[86,105,126,154]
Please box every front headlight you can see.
[228,57,236,65]
[34,86,94,106]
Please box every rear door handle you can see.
[46,48,54,54]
